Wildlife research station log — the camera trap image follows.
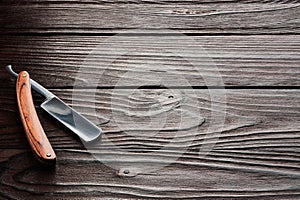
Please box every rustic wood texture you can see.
[1,89,300,199]
[0,2,299,34]
[1,0,300,199]
[16,71,56,164]
[1,35,300,87]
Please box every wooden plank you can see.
[0,149,300,199]
[1,88,300,179]
[1,88,300,198]
[1,35,300,87]
[0,3,299,34]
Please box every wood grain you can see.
[0,149,300,199]
[0,0,299,199]
[1,35,300,87]
[0,90,299,166]
[2,0,298,4]
[0,3,299,34]
[0,89,300,199]
[16,71,56,164]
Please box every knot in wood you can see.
[116,168,137,178]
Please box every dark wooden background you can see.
[1,0,300,199]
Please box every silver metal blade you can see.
[7,65,102,142]
[41,97,102,142]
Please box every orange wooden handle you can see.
[16,71,56,164]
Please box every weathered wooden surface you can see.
[0,2,299,34]
[1,35,300,87]
[1,149,300,199]
[1,89,300,199]
[1,0,300,199]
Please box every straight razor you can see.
[7,65,102,143]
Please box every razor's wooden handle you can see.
[17,71,56,164]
